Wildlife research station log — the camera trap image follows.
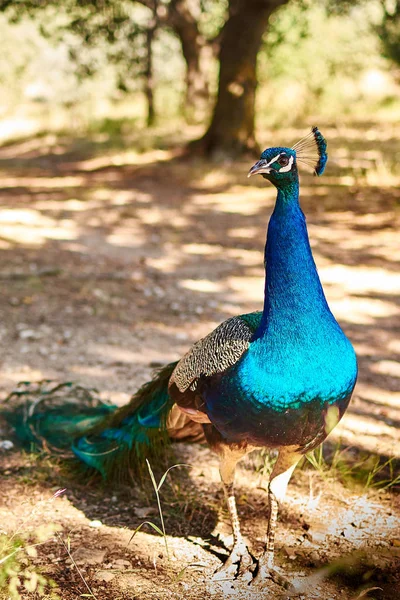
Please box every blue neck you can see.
[255,182,332,338]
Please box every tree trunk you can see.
[168,0,210,123]
[198,0,289,158]
[144,3,158,127]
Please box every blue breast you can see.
[204,323,357,448]
[204,184,357,449]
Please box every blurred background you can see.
[0,0,399,145]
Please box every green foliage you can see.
[258,1,396,124]
[2,1,151,91]
[324,0,400,68]
[197,0,228,39]
[0,12,115,116]
[375,0,400,65]
[0,530,58,600]
[1,0,400,135]
[0,1,185,125]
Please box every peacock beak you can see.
[247,159,271,178]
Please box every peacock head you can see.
[248,127,328,187]
[248,147,298,187]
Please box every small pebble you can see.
[94,570,115,583]
[175,332,188,341]
[0,440,14,450]
[89,520,102,528]
[19,329,39,340]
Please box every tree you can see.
[376,0,400,67]
[143,0,291,155]
[0,0,290,156]
[0,0,212,122]
[198,0,289,157]
[162,0,211,122]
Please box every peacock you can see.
[2,127,357,588]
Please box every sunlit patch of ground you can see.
[0,121,399,599]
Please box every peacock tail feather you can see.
[1,362,178,481]
[1,381,115,453]
[72,361,177,479]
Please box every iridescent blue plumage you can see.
[204,174,357,446]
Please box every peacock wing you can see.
[168,312,262,415]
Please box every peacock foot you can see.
[213,541,256,582]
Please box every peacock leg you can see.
[253,447,301,588]
[213,446,256,580]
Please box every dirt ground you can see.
[0,121,399,599]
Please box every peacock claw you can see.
[213,542,256,581]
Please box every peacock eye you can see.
[278,155,290,167]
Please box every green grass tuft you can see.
[304,443,400,492]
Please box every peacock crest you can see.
[292,126,328,176]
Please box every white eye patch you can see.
[278,155,294,173]
[264,153,282,167]
[263,153,294,173]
